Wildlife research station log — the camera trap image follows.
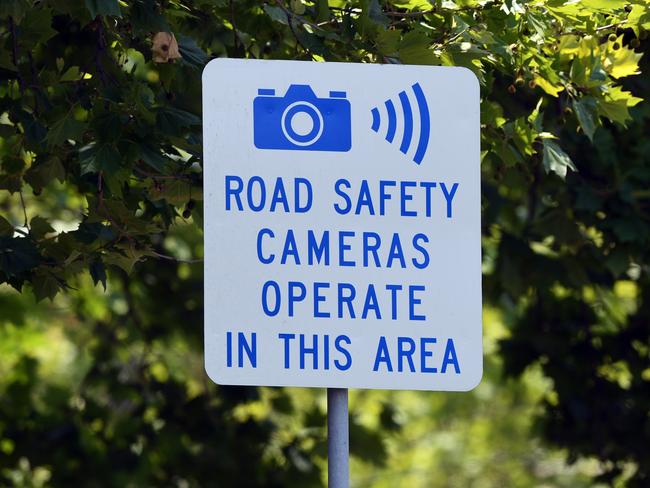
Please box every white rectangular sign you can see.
[203,59,481,391]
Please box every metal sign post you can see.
[202,58,482,483]
[327,388,349,488]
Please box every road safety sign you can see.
[203,59,481,391]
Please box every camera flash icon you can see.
[253,85,352,152]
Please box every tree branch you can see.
[149,250,203,263]
[8,16,26,96]
[19,191,29,230]
[93,18,109,86]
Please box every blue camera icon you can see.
[253,84,351,152]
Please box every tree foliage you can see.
[0,0,649,486]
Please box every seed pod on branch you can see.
[152,32,182,63]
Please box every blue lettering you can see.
[226,331,233,367]
[386,233,406,268]
[409,285,426,321]
[440,182,459,218]
[397,337,416,372]
[363,232,381,267]
[281,229,301,265]
[313,282,330,318]
[355,180,375,215]
[299,334,318,369]
[385,284,402,320]
[420,337,437,373]
[288,281,306,317]
[420,181,436,217]
[362,284,381,319]
[279,333,295,369]
[324,334,330,370]
[307,230,330,265]
[441,338,460,373]
[372,336,393,372]
[269,177,289,212]
[237,332,257,368]
[400,181,417,217]
[225,175,243,211]
[262,281,281,316]
[412,233,430,269]
[334,335,352,371]
[379,180,396,215]
[339,231,356,267]
[334,179,352,214]
[247,176,266,212]
[257,228,275,264]
[295,178,313,213]
[338,283,356,319]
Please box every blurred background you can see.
[0,228,624,488]
[0,1,649,487]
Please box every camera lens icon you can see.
[253,84,351,152]
[281,102,324,147]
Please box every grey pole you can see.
[327,388,349,488]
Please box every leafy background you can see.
[0,0,649,486]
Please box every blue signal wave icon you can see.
[370,82,430,165]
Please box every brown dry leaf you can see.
[152,32,182,63]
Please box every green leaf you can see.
[581,0,627,11]
[0,0,30,23]
[0,48,16,71]
[45,113,87,148]
[32,272,60,302]
[526,12,547,43]
[105,246,148,273]
[598,99,632,125]
[60,66,82,82]
[70,222,115,245]
[2,156,25,174]
[18,112,47,148]
[611,218,648,243]
[177,35,209,68]
[156,107,201,134]
[293,23,327,56]
[492,139,524,167]
[98,199,151,232]
[316,0,330,22]
[605,44,643,79]
[89,259,107,290]
[597,86,643,126]
[399,32,437,65]
[533,75,563,97]
[0,216,14,236]
[542,139,577,180]
[191,200,203,229]
[79,143,121,175]
[290,0,305,15]
[30,216,55,240]
[0,236,40,277]
[20,8,57,45]
[376,30,401,56]
[442,42,487,73]
[482,101,506,128]
[572,97,598,141]
[367,0,389,25]
[628,4,650,34]
[263,5,289,24]
[0,174,23,194]
[84,0,120,18]
[147,179,201,206]
[140,145,170,174]
[24,157,66,191]
[605,249,629,277]
[130,0,169,31]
